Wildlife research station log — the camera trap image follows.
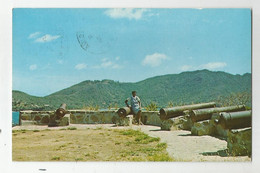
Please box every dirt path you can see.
[12,124,251,162]
[131,125,250,161]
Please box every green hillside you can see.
[12,70,252,111]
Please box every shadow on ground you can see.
[200,149,229,157]
[149,129,167,132]
[178,133,193,136]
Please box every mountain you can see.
[12,70,252,111]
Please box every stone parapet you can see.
[18,110,161,126]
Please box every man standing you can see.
[125,91,143,125]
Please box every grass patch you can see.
[148,137,160,142]
[20,129,26,133]
[120,129,141,136]
[148,153,173,161]
[156,142,167,149]
[51,156,60,161]
[13,128,174,162]
[67,127,77,130]
[75,158,83,161]
[94,127,103,130]
[120,129,160,144]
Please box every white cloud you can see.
[101,61,113,68]
[29,64,37,71]
[104,8,148,20]
[142,53,168,67]
[35,34,61,43]
[75,63,87,70]
[94,58,122,69]
[180,62,227,72]
[28,32,41,39]
[115,56,120,61]
[199,62,227,70]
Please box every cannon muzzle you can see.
[117,107,131,117]
[55,103,67,119]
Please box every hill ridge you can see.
[12,70,252,111]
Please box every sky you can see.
[12,8,251,96]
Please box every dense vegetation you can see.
[12,70,252,111]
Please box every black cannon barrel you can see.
[55,103,67,119]
[190,105,246,122]
[117,107,131,118]
[159,102,216,120]
[216,110,251,129]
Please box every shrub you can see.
[145,102,158,111]
[216,92,252,108]
[167,101,174,108]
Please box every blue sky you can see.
[13,8,251,96]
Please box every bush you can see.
[145,102,158,111]
[216,92,252,108]
[167,101,174,108]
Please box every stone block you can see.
[21,114,31,120]
[76,114,85,123]
[215,124,229,138]
[116,115,133,126]
[112,115,118,124]
[161,116,186,131]
[103,114,115,123]
[191,120,215,136]
[70,113,76,124]
[90,115,99,123]
[21,120,36,126]
[56,114,70,126]
[227,127,252,156]
[141,111,161,126]
[41,115,50,124]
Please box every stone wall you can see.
[69,110,118,124]
[19,110,161,126]
[20,111,53,125]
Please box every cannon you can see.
[190,105,246,122]
[48,103,68,127]
[55,103,67,119]
[117,107,131,118]
[159,102,216,120]
[215,110,251,129]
